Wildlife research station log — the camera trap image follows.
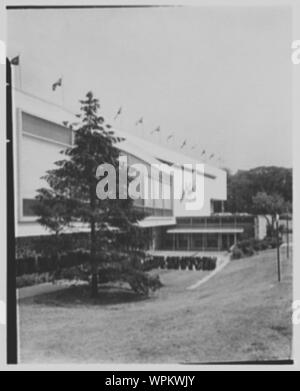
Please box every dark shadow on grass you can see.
[32,283,151,307]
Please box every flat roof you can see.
[167,227,244,234]
[138,217,176,228]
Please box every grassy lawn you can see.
[18,249,292,364]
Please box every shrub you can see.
[180,258,187,270]
[18,250,163,297]
[231,248,243,260]
[166,257,173,269]
[244,247,255,257]
[187,258,194,270]
[158,256,166,269]
[123,270,162,296]
[265,237,282,249]
[232,235,283,260]
[194,257,203,270]
[16,272,52,288]
[174,257,179,269]
[258,241,268,251]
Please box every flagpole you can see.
[11,54,21,89]
[61,74,65,107]
[119,114,123,131]
[18,55,22,89]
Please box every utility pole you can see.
[286,213,290,259]
[6,58,18,363]
[276,214,281,282]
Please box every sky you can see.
[7,6,292,172]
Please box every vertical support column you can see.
[286,215,289,259]
[187,234,191,251]
[203,233,207,251]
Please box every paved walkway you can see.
[147,250,227,258]
[187,254,230,290]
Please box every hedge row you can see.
[94,255,217,284]
[15,233,91,260]
[152,256,217,271]
[16,250,90,276]
[231,236,283,260]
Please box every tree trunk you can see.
[90,220,98,298]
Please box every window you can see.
[206,234,218,249]
[177,217,191,225]
[23,198,39,217]
[133,198,144,208]
[178,234,188,250]
[212,200,223,213]
[22,112,72,145]
[191,217,206,225]
[191,234,203,249]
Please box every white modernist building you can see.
[13,86,264,251]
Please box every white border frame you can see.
[1,0,299,372]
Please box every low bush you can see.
[165,257,180,269]
[158,256,166,269]
[194,257,203,270]
[187,258,194,270]
[124,270,162,296]
[231,248,243,260]
[16,272,52,288]
[231,236,283,260]
[180,258,188,270]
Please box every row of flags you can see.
[11,54,63,91]
[10,54,222,164]
[113,105,219,160]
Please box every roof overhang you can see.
[167,227,244,234]
[138,216,176,228]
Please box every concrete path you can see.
[187,254,230,290]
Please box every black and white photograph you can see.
[1,0,299,371]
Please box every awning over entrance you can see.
[167,227,244,234]
[138,217,176,228]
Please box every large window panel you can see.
[22,112,72,145]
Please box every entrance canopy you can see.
[167,227,244,234]
[138,217,176,228]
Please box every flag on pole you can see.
[180,139,187,149]
[52,77,62,91]
[135,117,143,125]
[11,55,20,66]
[151,126,160,134]
[114,107,122,120]
[166,133,174,141]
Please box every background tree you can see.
[34,92,146,297]
[226,166,292,213]
[252,192,290,236]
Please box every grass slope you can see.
[19,249,292,363]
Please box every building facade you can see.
[13,88,266,252]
